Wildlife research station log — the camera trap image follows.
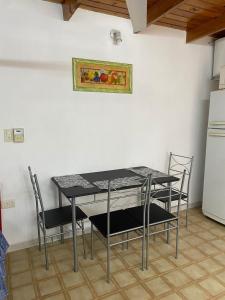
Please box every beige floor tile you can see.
[168,254,190,267]
[79,257,99,268]
[69,285,94,300]
[210,227,225,237]
[182,264,207,280]
[61,271,84,288]
[10,270,32,288]
[9,250,28,262]
[44,293,66,300]
[38,276,62,296]
[33,264,56,280]
[216,271,225,284]
[125,284,151,300]
[199,277,225,296]
[6,209,225,300]
[179,284,210,300]
[92,278,117,296]
[31,253,51,268]
[197,242,220,256]
[214,253,225,266]
[122,253,141,267]
[211,239,225,251]
[145,248,161,260]
[157,243,174,256]
[198,258,223,274]
[104,258,126,273]
[12,284,36,300]
[56,259,73,273]
[184,235,204,247]
[160,293,182,300]
[177,239,192,250]
[113,270,137,287]
[188,223,204,233]
[83,263,105,281]
[102,293,125,300]
[182,248,206,261]
[132,266,156,281]
[163,269,191,288]
[52,248,72,261]
[96,248,116,261]
[151,258,175,273]
[145,277,171,297]
[10,259,30,274]
[198,231,216,241]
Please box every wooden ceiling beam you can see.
[44,0,64,3]
[126,0,147,33]
[62,0,80,21]
[186,13,225,43]
[147,0,185,24]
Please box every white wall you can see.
[0,0,212,248]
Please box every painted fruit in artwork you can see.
[100,73,108,82]
[111,72,118,84]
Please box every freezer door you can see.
[209,90,225,129]
[203,129,225,222]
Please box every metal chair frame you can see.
[90,175,151,283]
[28,167,86,270]
[145,169,186,269]
[167,152,194,227]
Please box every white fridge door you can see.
[203,129,225,224]
[209,90,225,129]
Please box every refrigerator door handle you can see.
[208,131,225,137]
[209,121,225,126]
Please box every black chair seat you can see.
[126,203,177,226]
[89,210,142,238]
[151,188,187,203]
[39,205,87,229]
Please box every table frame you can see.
[52,166,179,272]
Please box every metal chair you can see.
[28,166,87,270]
[126,169,186,269]
[89,175,151,283]
[153,153,193,227]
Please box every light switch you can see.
[13,128,24,143]
[4,129,13,142]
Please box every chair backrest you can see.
[150,169,187,216]
[28,166,45,221]
[168,152,193,196]
[106,175,152,237]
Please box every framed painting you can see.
[72,58,132,94]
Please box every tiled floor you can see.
[6,208,225,299]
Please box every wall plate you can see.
[4,129,13,143]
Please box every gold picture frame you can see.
[72,58,132,94]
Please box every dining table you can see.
[51,166,179,272]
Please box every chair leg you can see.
[146,226,150,270]
[107,238,111,283]
[175,219,179,259]
[60,225,64,244]
[91,223,94,260]
[185,198,189,228]
[126,232,129,250]
[81,220,86,259]
[37,221,41,251]
[43,228,49,270]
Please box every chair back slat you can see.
[168,152,194,195]
[28,166,45,218]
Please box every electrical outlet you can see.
[1,199,15,209]
[4,129,13,142]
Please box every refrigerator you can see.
[202,90,225,225]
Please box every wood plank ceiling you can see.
[45,0,225,42]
